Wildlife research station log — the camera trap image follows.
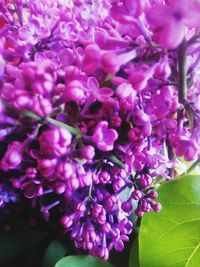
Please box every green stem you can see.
[108,154,124,168]
[22,110,81,136]
[178,39,187,104]
[46,117,81,136]
[186,159,200,174]
[23,110,41,121]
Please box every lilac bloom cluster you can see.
[0,0,200,260]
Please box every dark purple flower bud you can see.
[113,239,124,251]
[75,202,86,214]
[79,171,93,187]
[96,188,104,202]
[110,227,121,239]
[92,204,106,224]
[145,190,158,199]
[66,177,79,191]
[104,195,117,211]
[71,223,82,239]
[140,199,152,213]
[128,127,143,142]
[81,145,95,161]
[39,127,72,157]
[37,158,57,178]
[12,91,32,110]
[101,222,111,233]
[98,171,111,184]
[31,97,52,117]
[131,189,144,200]
[26,167,37,179]
[133,110,152,137]
[20,180,43,199]
[21,61,54,95]
[83,225,97,243]
[99,247,109,260]
[113,178,126,192]
[121,201,132,214]
[150,201,162,212]
[139,174,153,187]
[133,152,146,171]
[135,208,144,217]
[92,121,118,151]
[63,80,86,105]
[0,141,22,171]
[110,116,122,128]
[56,161,73,180]
[60,214,74,229]
[124,154,135,174]
[54,181,66,194]
[118,218,133,235]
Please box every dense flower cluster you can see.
[0,0,200,260]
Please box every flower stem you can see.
[178,39,187,104]
[108,154,124,167]
[185,159,200,174]
[46,117,81,136]
[22,110,81,136]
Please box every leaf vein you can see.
[185,242,200,266]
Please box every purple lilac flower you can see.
[146,0,200,49]
[0,0,200,260]
[92,121,118,152]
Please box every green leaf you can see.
[139,175,200,267]
[129,235,140,267]
[42,239,67,267]
[0,223,46,264]
[55,255,113,267]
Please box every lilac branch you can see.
[23,110,81,136]
[108,154,124,168]
[185,159,200,174]
[178,39,187,105]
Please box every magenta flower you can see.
[37,158,58,178]
[172,135,199,161]
[39,127,72,157]
[63,80,86,105]
[116,82,137,106]
[146,0,200,49]
[151,86,179,119]
[87,77,113,102]
[101,49,137,74]
[92,121,118,151]
[0,141,22,171]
